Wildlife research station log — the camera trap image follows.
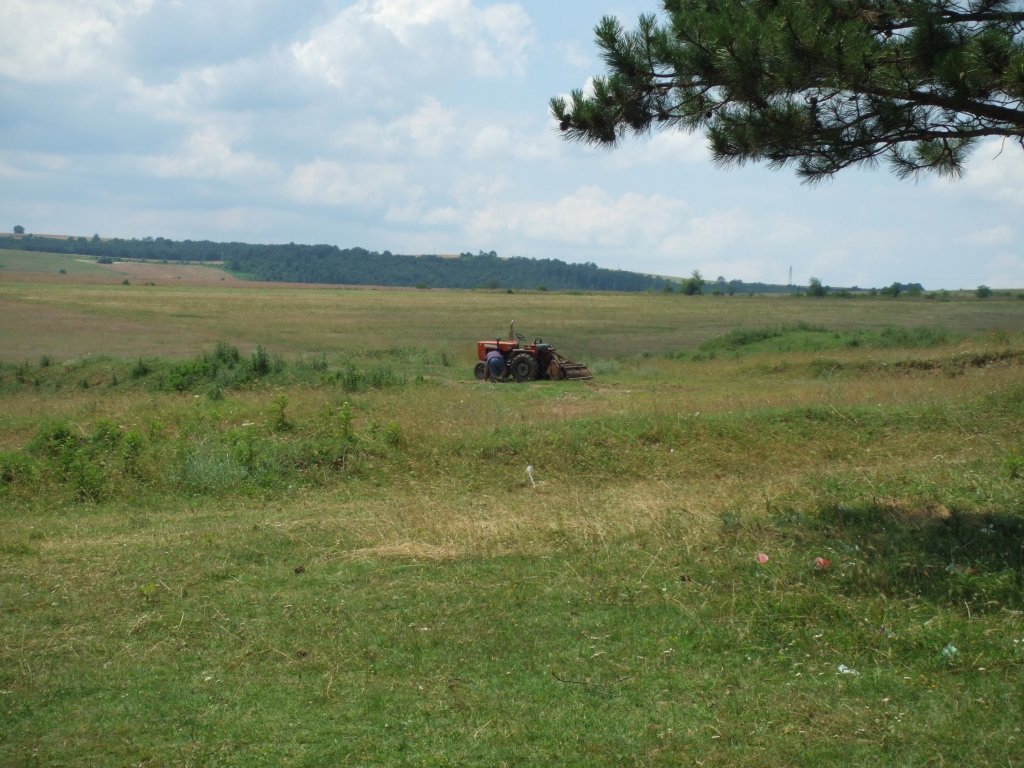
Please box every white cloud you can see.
[397,99,457,157]
[612,130,710,168]
[450,173,510,207]
[964,224,1016,247]
[291,0,533,93]
[557,40,590,69]
[122,45,320,125]
[386,204,461,226]
[285,159,411,207]
[469,125,514,158]
[467,123,552,162]
[703,257,784,285]
[470,186,689,248]
[0,0,151,81]
[322,100,551,169]
[958,138,1024,206]
[758,214,816,247]
[146,126,279,181]
[657,209,752,261]
[367,0,532,74]
[473,2,534,77]
[551,75,600,105]
[981,253,1024,288]
[0,152,72,180]
[291,11,386,91]
[325,100,459,159]
[94,204,308,243]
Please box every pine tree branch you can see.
[863,84,1024,126]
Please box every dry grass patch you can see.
[3,273,1024,364]
[273,472,763,566]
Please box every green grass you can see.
[3,452,1022,765]
[688,323,960,358]
[2,274,1022,364]
[1,275,1023,766]
[0,248,113,277]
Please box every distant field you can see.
[0,248,243,285]
[1,257,1022,363]
[1,254,1022,766]
[0,248,114,278]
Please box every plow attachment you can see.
[548,352,592,380]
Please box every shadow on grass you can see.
[787,503,1024,611]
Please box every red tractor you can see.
[474,322,592,382]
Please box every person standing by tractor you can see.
[484,348,506,383]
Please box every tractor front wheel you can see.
[509,354,538,382]
[474,361,486,380]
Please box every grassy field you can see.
[2,252,1022,363]
[1,264,1023,766]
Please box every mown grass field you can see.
[1,258,1023,766]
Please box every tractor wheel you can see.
[509,354,539,382]
[474,361,486,380]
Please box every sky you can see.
[1,0,1022,290]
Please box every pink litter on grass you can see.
[756,553,769,564]
[814,557,831,570]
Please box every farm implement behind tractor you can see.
[474,322,592,382]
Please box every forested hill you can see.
[0,235,668,292]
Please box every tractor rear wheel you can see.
[474,361,486,380]
[509,354,538,382]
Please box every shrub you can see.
[177,444,248,495]
[121,431,144,477]
[130,358,151,379]
[379,422,402,448]
[309,354,328,373]
[880,282,902,297]
[1005,452,1024,480]
[877,326,952,348]
[14,361,30,384]
[318,401,355,443]
[251,345,271,376]
[0,452,35,486]
[70,451,106,502]
[269,394,292,432]
[213,341,241,366]
[162,359,214,392]
[90,419,122,449]
[367,365,404,389]
[30,421,81,457]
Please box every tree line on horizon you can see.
[0,233,801,293]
